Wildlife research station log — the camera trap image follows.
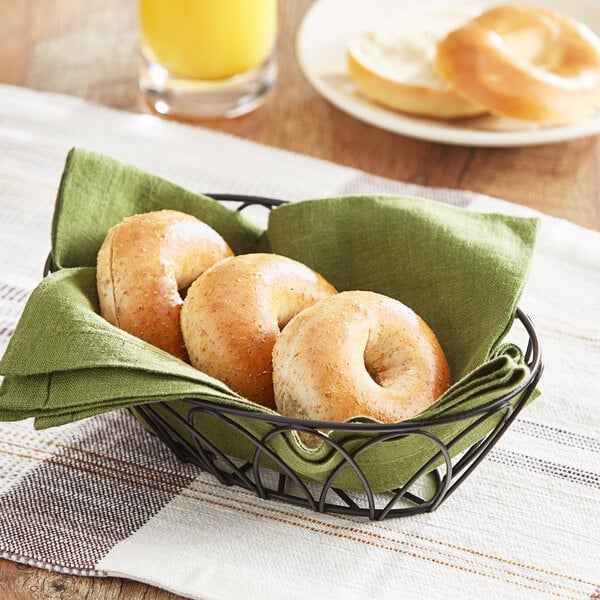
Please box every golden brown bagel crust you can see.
[180,253,337,409]
[436,3,600,124]
[96,210,233,361]
[272,291,451,426]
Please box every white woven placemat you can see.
[0,84,598,600]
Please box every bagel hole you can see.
[178,284,191,300]
[277,315,293,332]
[276,305,299,332]
[364,349,387,386]
[501,24,556,68]
[364,342,407,388]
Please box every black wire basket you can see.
[119,194,544,521]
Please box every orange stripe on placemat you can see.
[7,422,600,492]
[0,420,197,571]
[2,429,598,592]
[166,483,596,600]
[2,431,598,593]
[0,418,199,489]
[372,520,599,591]
[0,438,192,489]
[1,441,597,599]
[193,482,600,594]
[187,479,599,597]
[0,445,187,496]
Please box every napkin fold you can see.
[0,148,540,491]
[50,146,265,269]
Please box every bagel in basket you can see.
[181,253,337,409]
[272,290,452,433]
[96,209,233,361]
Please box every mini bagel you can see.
[347,5,486,119]
[435,3,600,124]
[272,290,451,428]
[180,253,337,409]
[96,209,233,361]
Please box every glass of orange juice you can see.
[138,0,278,119]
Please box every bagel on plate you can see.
[346,5,487,119]
[436,3,600,124]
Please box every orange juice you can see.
[139,0,278,80]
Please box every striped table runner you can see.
[0,84,598,600]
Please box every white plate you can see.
[296,0,600,147]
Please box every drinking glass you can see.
[138,0,278,119]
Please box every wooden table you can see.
[1,0,598,598]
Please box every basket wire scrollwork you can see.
[123,194,544,521]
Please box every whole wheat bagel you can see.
[272,291,452,430]
[96,209,233,361]
[180,253,337,409]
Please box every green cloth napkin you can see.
[51,147,265,269]
[0,147,540,492]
